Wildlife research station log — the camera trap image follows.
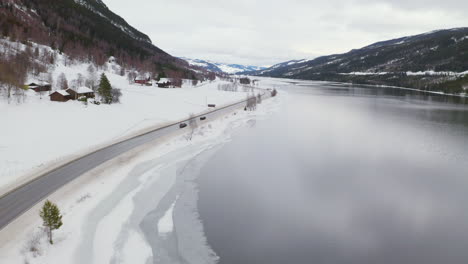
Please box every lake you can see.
[196,80,468,264]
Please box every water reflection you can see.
[197,81,468,264]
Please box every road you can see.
[0,94,265,231]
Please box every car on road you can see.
[179,123,187,128]
[200,116,207,121]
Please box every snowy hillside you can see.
[0,0,194,80]
[254,28,468,94]
[0,40,261,195]
[0,89,281,264]
[72,0,152,44]
[257,28,468,77]
[181,58,224,73]
[182,58,266,74]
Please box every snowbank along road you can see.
[0,91,268,231]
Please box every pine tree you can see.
[158,71,167,80]
[98,73,112,104]
[39,200,63,245]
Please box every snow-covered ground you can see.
[0,47,261,195]
[0,37,283,263]
[0,85,282,264]
[181,57,266,74]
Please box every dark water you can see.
[197,81,468,264]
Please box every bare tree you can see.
[218,83,238,92]
[76,73,85,87]
[127,71,137,84]
[0,52,28,104]
[245,94,257,111]
[187,113,198,140]
[172,77,183,88]
[271,89,278,97]
[57,73,68,90]
[87,64,98,90]
[111,88,122,104]
[46,73,54,93]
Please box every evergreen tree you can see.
[158,71,167,80]
[39,200,63,245]
[98,73,112,104]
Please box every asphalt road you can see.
[0,96,260,231]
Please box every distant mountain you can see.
[182,58,266,74]
[254,28,468,94]
[181,58,224,73]
[0,0,193,76]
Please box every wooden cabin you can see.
[157,78,172,88]
[49,90,70,102]
[28,81,52,92]
[66,87,95,100]
[134,77,152,86]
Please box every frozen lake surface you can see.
[196,81,468,264]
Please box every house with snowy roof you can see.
[27,81,51,92]
[66,87,95,100]
[49,90,70,102]
[134,76,152,86]
[156,78,173,88]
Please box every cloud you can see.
[104,0,468,66]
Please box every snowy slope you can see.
[181,58,266,74]
[72,0,152,44]
[0,91,282,264]
[215,63,266,74]
[0,40,261,195]
[252,28,468,93]
[256,28,468,77]
[181,58,224,73]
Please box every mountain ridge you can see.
[71,0,153,44]
[0,0,198,78]
[181,57,266,74]
[253,28,468,93]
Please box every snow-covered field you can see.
[0,38,283,263]
[0,87,282,264]
[0,54,258,195]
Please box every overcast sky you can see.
[104,0,468,66]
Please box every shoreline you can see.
[0,81,281,264]
[0,86,267,199]
[266,76,468,99]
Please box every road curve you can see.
[0,94,266,231]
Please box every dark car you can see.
[179,123,187,128]
[200,116,207,121]
[208,104,216,108]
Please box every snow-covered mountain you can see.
[252,28,468,94]
[181,58,266,74]
[71,0,152,44]
[256,28,468,77]
[0,0,194,77]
